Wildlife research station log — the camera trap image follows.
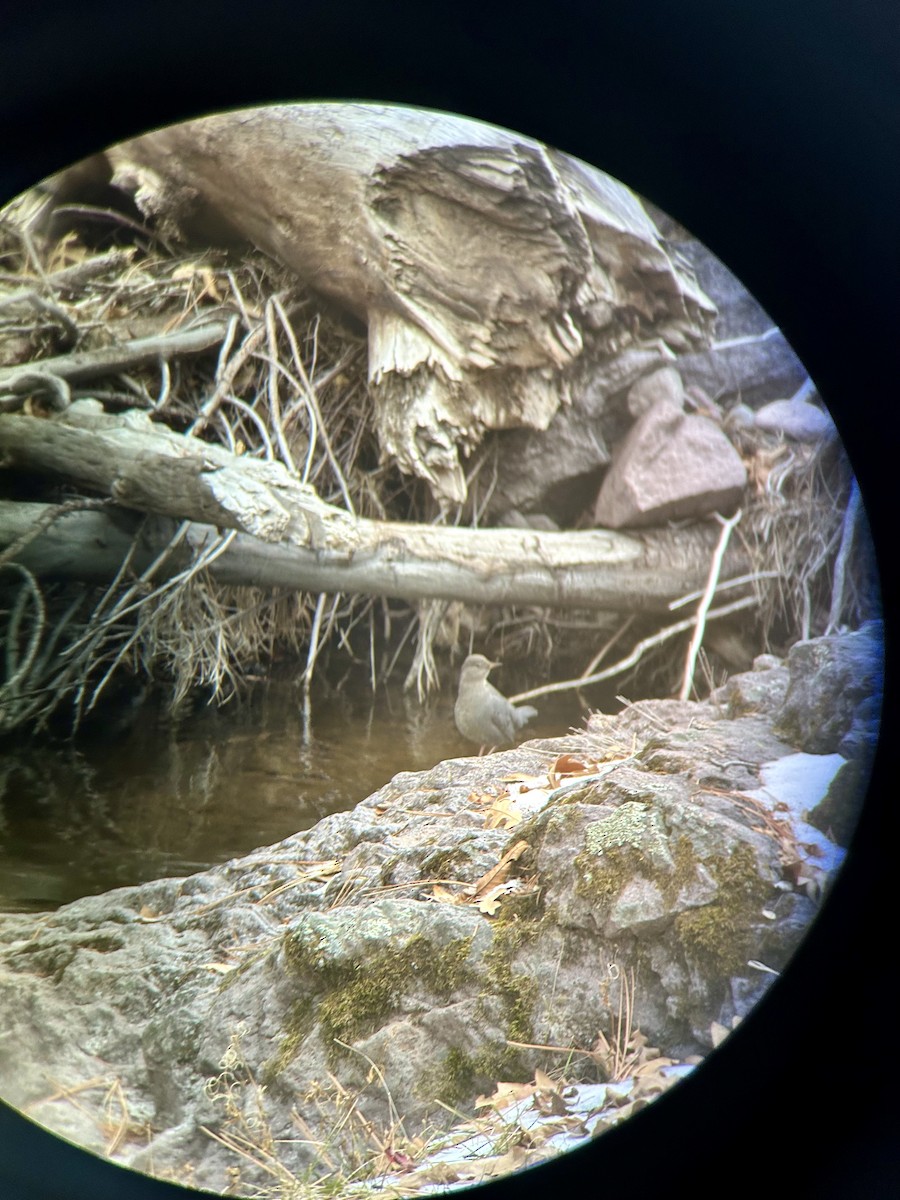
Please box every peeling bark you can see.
[60,104,715,506]
[0,500,750,614]
[0,405,750,613]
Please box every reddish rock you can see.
[593,397,747,529]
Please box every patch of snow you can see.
[742,752,846,874]
[365,1064,697,1194]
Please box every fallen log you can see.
[0,500,750,614]
[0,400,751,613]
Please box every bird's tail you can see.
[515,705,538,728]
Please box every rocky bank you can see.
[0,622,882,1194]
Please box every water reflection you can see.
[0,669,589,910]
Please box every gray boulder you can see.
[775,621,883,756]
[0,631,876,1193]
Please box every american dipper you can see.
[454,654,538,747]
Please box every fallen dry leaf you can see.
[710,1021,731,1048]
[476,1080,537,1110]
[482,795,524,830]
[482,1145,531,1177]
[549,753,594,777]
[415,1162,462,1186]
[533,1083,570,1117]
[472,840,529,898]
[629,1071,676,1104]
[507,781,553,808]
[633,1055,677,1077]
[471,789,500,805]
[382,1146,417,1172]
[475,882,517,916]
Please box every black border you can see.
[1,3,897,1197]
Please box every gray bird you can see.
[454,654,538,748]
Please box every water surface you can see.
[0,667,599,911]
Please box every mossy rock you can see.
[673,843,770,975]
[316,934,476,1054]
[274,899,490,1073]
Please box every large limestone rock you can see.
[0,629,877,1193]
[754,395,838,442]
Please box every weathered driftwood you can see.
[0,501,749,614]
[61,104,714,507]
[0,248,134,295]
[0,318,230,395]
[0,401,354,547]
[0,404,750,613]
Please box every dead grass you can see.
[23,1073,155,1159]
[200,1027,445,1199]
[741,437,873,647]
[0,212,414,730]
[196,984,690,1200]
[0,199,878,733]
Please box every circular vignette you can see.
[0,6,896,1200]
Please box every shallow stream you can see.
[0,666,604,912]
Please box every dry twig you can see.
[678,508,742,701]
[511,595,756,705]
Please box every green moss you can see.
[419,1046,480,1107]
[572,803,676,922]
[553,781,603,806]
[505,889,545,921]
[667,836,701,900]
[276,930,476,1071]
[574,814,770,980]
[647,834,716,913]
[474,919,540,1082]
[262,996,315,1083]
[419,1040,526,1108]
[574,843,640,910]
[433,937,477,991]
[471,1042,526,1082]
[421,920,547,1109]
[488,913,541,956]
[422,847,470,880]
[673,843,769,975]
[378,855,400,884]
[217,940,277,992]
[508,815,542,847]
